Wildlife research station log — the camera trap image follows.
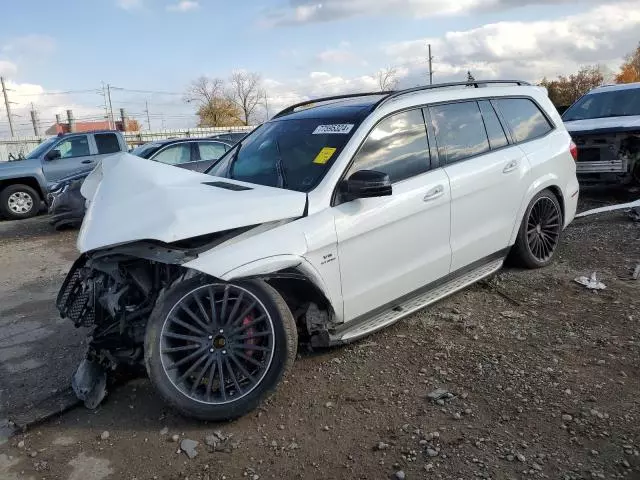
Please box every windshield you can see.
[563,88,640,121]
[26,137,59,159]
[207,118,360,192]
[130,142,163,158]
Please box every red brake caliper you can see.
[242,314,257,357]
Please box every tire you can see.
[145,277,297,421]
[0,184,40,220]
[510,189,563,269]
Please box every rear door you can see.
[149,142,195,169]
[333,108,452,321]
[41,134,95,183]
[194,141,229,172]
[92,132,124,166]
[429,100,529,271]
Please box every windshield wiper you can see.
[274,139,288,189]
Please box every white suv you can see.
[58,80,579,420]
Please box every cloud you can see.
[382,2,640,82]
[1,35,56,58]
[166,1,199,12]
[264,0,599,26]
[317,41,367,66]
[0,60,17,77]
[116,0,144,10]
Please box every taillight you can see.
[569,140,578,161]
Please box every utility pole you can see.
[144,100,151,130]
[30,103,40,136]
[264,91,270,120]
[428,43,433,85]
[101,81,111,128]
[1,76,15,137]
[120,108,127,131]
[107,83,115,130]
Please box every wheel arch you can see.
[509,176,565,245]
[0,177,46,200]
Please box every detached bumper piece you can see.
[57,259,96,328]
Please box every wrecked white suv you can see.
[57,81,579,420]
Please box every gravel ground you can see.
[0,189,639,480]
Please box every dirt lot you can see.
[1,189,639,480]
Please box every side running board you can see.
[329,257,504,345]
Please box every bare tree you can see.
[377,66,399,92]
[184,76,243,127]
[227,71,264,126]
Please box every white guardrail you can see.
[0,126,255,160]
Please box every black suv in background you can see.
[48,137,236,229]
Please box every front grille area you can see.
[57,260,96,327]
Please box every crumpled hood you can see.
[564,115,640,135]
[77,152,307,253]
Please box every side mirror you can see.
[340,169,392,201]
[46,149,61,161]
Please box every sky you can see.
[0,0,639,136]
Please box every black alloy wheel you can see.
[145,278,297,421]
[511,189,563,269]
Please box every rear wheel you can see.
[145,277,297,421]
[511,189,563,269]
[0,184,40,220]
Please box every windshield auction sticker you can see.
[312,124,354,135]
[313,147,337,164]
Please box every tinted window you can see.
[562,88,640,121]
[348,109,430,183]
[198,142,227,161]
[152,143,192,165]
[55,137,90,158]
[495,98,552,143]
[478,100,509,149]
[95,133,121,154]
[429,101,489,164]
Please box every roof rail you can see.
[373,79,531,110]
[272,80,530,119]
[272,91,393,119]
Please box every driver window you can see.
[54,137,90,159]
[347,109,431,183]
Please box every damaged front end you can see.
[56,237,235,408]
[571,131,640,184]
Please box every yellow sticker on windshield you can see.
[313,147,337,164]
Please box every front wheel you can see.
[144,277,297,421]
[510,189,563,269]
[0,184,40,220]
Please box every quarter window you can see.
[152,143,192,165]
[348,109,430,183]
[95,133,121,154]
[429,101,490,164]
[494,98,552,143]
[478,100,509,150]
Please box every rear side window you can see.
[95,133,121,154]
[348,109,430,183]
[429,101,490,164]
[152,143,192,165]
[198,142,227,161]
[478,100,509,150]
[494,98,553,143]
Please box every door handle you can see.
[81,159,94,164]
[503,160,519,173]
[423,185,444,202]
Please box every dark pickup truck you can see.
[563,82,640,185]
[0,130,128,220]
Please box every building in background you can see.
[45,119,140,135]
